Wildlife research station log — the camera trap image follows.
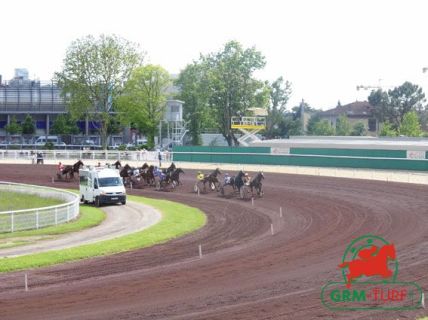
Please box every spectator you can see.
[36,152,44,164]
[158,151,162,168]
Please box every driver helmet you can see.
[244,172,249,177]
[225,173,229,176]
[198,171,202,174]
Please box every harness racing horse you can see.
[59,160,84,180]
[120,164,136,186]
[233,171,245,192]
[113,160,122,169]
[202,168,221,192]
[144,165,156,186]
[250,172,264,197]
[163,162,176,175]
[169,168,184,188]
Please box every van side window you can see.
[94,179,98,189]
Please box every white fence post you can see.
[11,212,14,232]
[55,207,58,225]
[36,210,39,229]
[67,205,70,222]
[25,273,28,292]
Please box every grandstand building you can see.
[0,69,184,146]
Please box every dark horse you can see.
[233,170,245,192]
[137,165,155,186]
[60,160,84,180]
[163,162,176,175]
[156,168,184,191]
[169,168,184,187]
[120,164,135,185]
[202,168,221,192]
[113,160,122,169]
[250,171,264,197]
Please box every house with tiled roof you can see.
[319,101,378,135]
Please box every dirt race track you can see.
[0,163,427,320]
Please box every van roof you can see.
[79,167,120,178]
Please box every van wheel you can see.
[121,199,126,205]
[95,196,101,207]
[81,196,89,204]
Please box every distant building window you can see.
[171,105,180,113]
[368,118,377,131]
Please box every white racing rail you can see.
[0,150,172,163]
[0,182,80,233]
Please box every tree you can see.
[312,120,335,136]
[335,114,351,136]
[351,122,367,136]
[306,113,321,135]
[5,116,22,135]
[379,121,397,137]
[187,41,268,146]
[50,114,80,135]
[265,77,292,139]
[55,34,143,149]
[368,81,426,129]
[207,41,268,145]
[118,65,170,148]
[176,62,212,145]
[21,114,35,135]
[399,111,422,137]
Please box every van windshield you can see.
[98,177,122,187]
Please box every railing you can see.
[0,150,172,163]
[0,182,80,233]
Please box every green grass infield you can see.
[0,206,105,240]
[0,195,206,272]
[0,191,64,212]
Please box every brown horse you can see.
[60,160,84,180]
[202,168,221,192]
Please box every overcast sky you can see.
[1,0,428,110]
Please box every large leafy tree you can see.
[117,65,171,148]
[265,77,292,139]
[55,34,143,148]
[176,62,213,145]
[178,41,268,146]
[368,81,426,129]
[206,41,268,145]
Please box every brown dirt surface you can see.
[0,163,427,320]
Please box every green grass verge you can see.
[0,206,105,239]
[0,195,206,272]
[0,191,63,211]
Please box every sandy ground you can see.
[0,163,426,320]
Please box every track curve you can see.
[0,164,427,320]
[0,201,161,257]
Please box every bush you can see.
[44,142,54,150]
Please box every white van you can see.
[35,135,61,145]
[136,138,148,146]
[79,166,126,207]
